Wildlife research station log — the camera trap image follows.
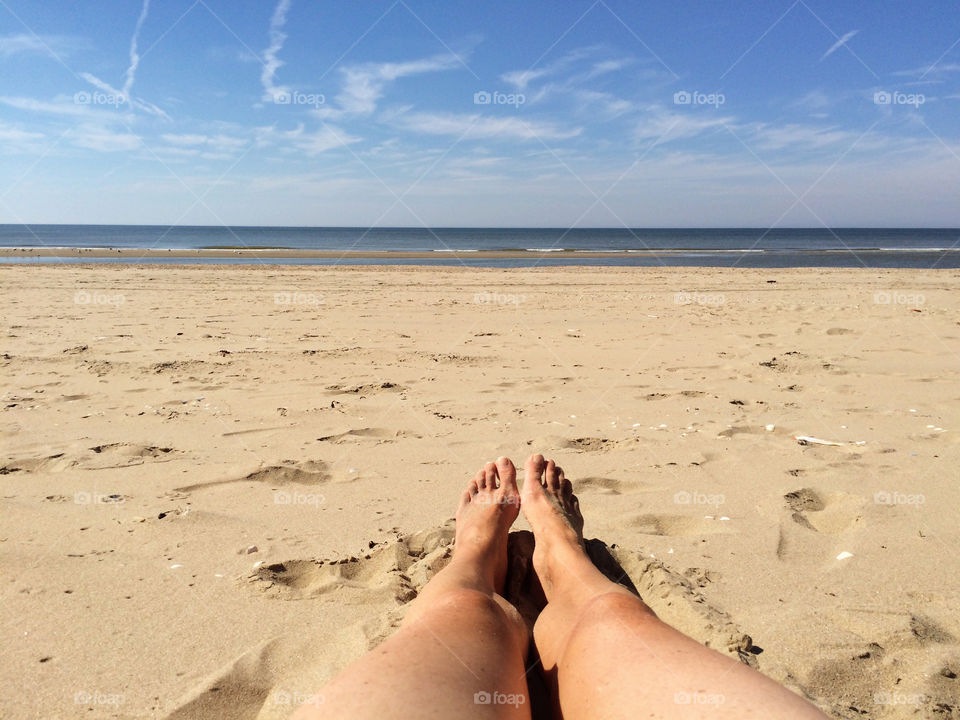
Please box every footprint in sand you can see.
[316,428,422,444]
[783,488,863,535]
[244,523,455,602]
[176,460,330,493]
[565,437,619,452]
[325,382,404,396]
[576,476,624,495]
[631,513,733,537]
[82,443,175,470]
[0,452,76,474]
[803,615,960,717]
[777,488,864,562]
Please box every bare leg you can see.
[521,454,829,720]
[293,458,531,720]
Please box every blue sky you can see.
[1,0,958,227]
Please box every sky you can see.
[0,0,958,227]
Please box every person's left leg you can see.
[293,458,532,720]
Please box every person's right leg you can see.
[521,454,829,720]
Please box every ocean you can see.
[1,225,959,268]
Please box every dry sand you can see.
[2,264,959,719]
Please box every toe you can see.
[557,466,572,496]
[545,460,561,491]
[467,479,480,496]
[496,456,517,493]
[482,461,498,489]
[523,454,545,496]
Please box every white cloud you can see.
[634,108,733,143]
[893,62,960,78]
[820,30,859,61]
[80,73,122,96]
[123,0,151,98]
[389,111,582,141]
[0,95,132,122]
[792,90,832,110]
[261,0,293,101]
[500,47,596,91]
[208,134,248,151]
[0,33,90,58]
[574,90,633,117]
[0,123,44,142]
[161,133,208,146]
[752,123,877,151]
[318,53,464,118]
[77,2,169,121]
[70,125,141,152]
[255,123,359,155]
[501,67,553,92]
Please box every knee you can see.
[429,589,528,642]
[569,590,657,639]
[431,587,503,616]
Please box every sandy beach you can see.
[2,264,959,719]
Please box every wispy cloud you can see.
[0,95,132,122]
[893,62,960,77]
[389,111,582,141]
[500,47,597,91]
[123,0,151,98]
[0,33,87,58]
[317,53,464,119]
[78,0,168,119]
[820,30,859,61]
[162,133,248,151]
[0,122,45,143]
[261,0,293,101]
[254,123,359,155]
[69,125,142,152]
[634,107,732,143]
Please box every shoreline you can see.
[0,247,640,259]
[1,245,959,261]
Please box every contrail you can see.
[123,0,151,98]
[79,0,169,118]
[820,30,859,62]
[261,0,293,100]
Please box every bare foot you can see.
[521,454,613,603]
[453,457,521,594]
